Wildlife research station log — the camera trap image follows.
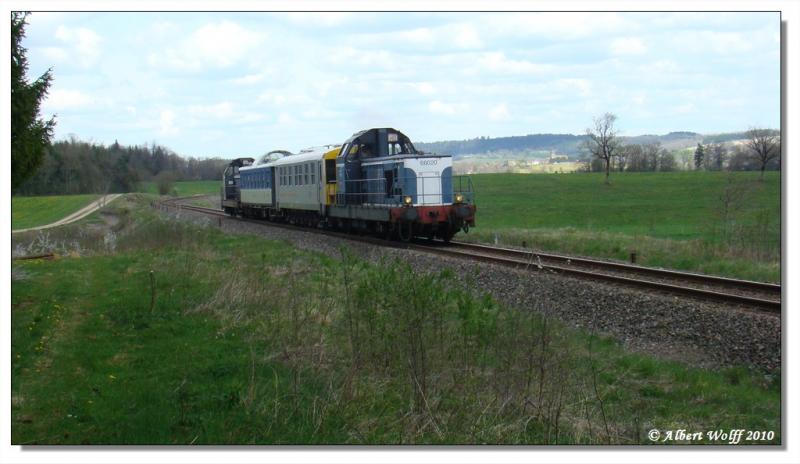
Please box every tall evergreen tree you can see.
[693,143,705,170]
[12,12,56,190]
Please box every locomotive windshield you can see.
[387,140,417,155]
[339,128,419,160]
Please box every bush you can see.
[155,171,176,196]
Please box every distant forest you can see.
[416,130,770,158]
[15,138,229,196]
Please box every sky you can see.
[21,11,780,158]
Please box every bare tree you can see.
[708,143,727,171]
[623,143,645,171]
[658,148,676,171]
[642,143,661,172]
[584,113,620,184]
[746,128,780,181]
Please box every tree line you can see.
[583,113,781,183]
[14,138,230,196]
[693,129,781,176]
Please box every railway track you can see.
[412,241,781,314]
[157,197,781,315]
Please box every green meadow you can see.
[464,171,780,282]
[10,197,780,444]
[137,180,219,196]
[11,194,100,230]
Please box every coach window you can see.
[304,164,309,185]
[311,163,316,184]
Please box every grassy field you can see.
[11,199,780,444]
[138,180,219,196]
[12,171,780,281]
[464,171,780,282]
[11,194,99,230]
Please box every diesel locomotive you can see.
[220,128,475,241]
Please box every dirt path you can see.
[12,194,123,234]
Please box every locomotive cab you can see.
[335,128,453,206]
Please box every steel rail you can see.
[447,241,781,294]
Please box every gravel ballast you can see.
[165,206,781,373]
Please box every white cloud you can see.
[148,21,262,72]
[397,27,435,44]
[282,12,355,27]
[44,89,94,110]
[705,32,753,54]
[230,73,266,85]
[353,21,482,53]
[451,23,482,49]
[428,100,468,116]
[277,112,295,124]
[610,37,647,55]
[53,25,102,67]
[302,108,340,120]
[483,12,632,41]
[488,103,510,121]
[650,60,680,73]
[257,92,287,105]
[159,109,178,135]
[325,47,397,70]
[41,46,68,62]
[672,103,696,114]
[673,31,754,55]
[475,52,554,74]
[188,102,235,119]
[555,78,592,97]
[409,82,436,95]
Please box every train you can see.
[220,128,476,241]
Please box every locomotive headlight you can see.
[455,193,464,203]
[403,195,413,206]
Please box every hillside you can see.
[416,130,758,158]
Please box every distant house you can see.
[548,151,569,164]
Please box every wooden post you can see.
[149,270,156,314]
